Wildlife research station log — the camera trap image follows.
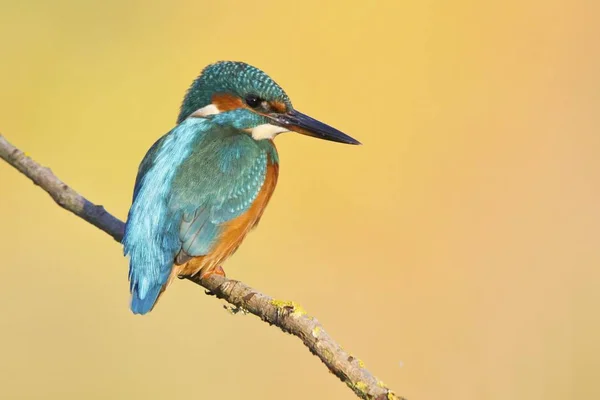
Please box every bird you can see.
[122,61,360,314]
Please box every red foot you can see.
[199,265,226,280]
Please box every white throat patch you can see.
[251,124,288,140]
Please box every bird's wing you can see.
[171,129,268,260]
[123,119,269,313]
[131,134,168,201]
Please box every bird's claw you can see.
[199,265,226,280]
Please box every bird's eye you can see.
[245,94,262,108]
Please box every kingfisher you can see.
[123,61,359,314]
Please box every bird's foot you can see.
[200,266,227,297]
[199,265,226,280]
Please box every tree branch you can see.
[0,133,403,400]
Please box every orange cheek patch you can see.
[269,101,287,113]
[212,93,244,111]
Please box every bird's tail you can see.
[130,284,164,315]
[130,268,179,314]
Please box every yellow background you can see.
[0,1,598,399]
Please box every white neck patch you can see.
[251,124,288,140]
[189,104,220,118]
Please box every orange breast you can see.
[176,153,279,278]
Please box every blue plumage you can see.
[123,113,276,314]
[123,118,205,314]
[130,284,163,315]
[172,127,270,256]
[177,62,292,124]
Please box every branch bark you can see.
[0,133,404,400]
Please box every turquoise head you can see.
[177,61,360,145]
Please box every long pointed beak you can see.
[271,109,361,145]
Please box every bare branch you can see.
[0,133,404,400]
[0,135,124,242]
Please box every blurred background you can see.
[0,1,598,399]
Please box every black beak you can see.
[271,109,361,145]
